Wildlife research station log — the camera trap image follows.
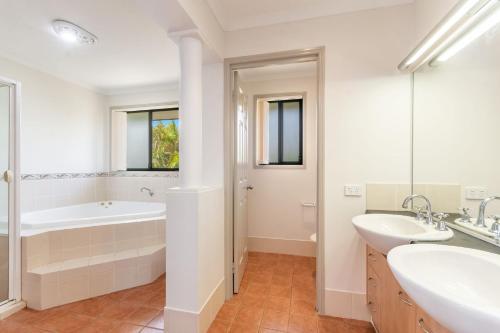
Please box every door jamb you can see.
[223,47,326,314]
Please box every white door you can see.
[233,71,250,293]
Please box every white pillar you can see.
[179,36,203,188]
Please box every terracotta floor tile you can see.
[68,296,113,317]
[208,319,231,333]
[146,311,164,329]
[0,321,48,333]
[260,329,285,333]
[269,285,292,298]
[287,313,318,333]
[292,287,316,303]
[110,322,143,333]
[146,291,166,310]
[318,316,348,333]
[261,310,289,331]
[216,303,240,324]
[246,282,270,297]
[265,296,291,313]
[229,322,260,333]
[233,305,264,327]
[99,302,140,321]
[125,306,160,326]
[242,294,267,308]
[35,312,94,332]
[291,299,316,316]
[78,318,118,333]
[272,274,293,287]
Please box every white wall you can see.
[241,76,317,246]
[0,56,107,174]
[0,86,9,218]
[225,5,414,319]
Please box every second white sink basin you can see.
[352,214,453,254]
[388,244,500,333]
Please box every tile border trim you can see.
[21,171,179,180]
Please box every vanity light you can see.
[399,0,483,71]
[433,2,500,63]
[52,20,97,45]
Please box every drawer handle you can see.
[368,253,377,261]
[418,318,433,333]
[368,301,377,312]
[398,291,413,306]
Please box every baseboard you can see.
[324,288,370,321]
[248,236,316,257]
[165,278,225,333]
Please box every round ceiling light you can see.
[52,19,97,45]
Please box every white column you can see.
[179,36,203,188]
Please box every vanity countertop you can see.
[366,210,500,255]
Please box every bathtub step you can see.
[22,245,165,310]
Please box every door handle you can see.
[3,170,13,183]
[246,185,254,190]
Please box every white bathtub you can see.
[22,201,166,230]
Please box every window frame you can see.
[126,107,179,172]
[256,97,304,167]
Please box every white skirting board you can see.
[324,288,370,321]
[165,278,225,333]
[248,236,316,257]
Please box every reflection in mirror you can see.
[413,5,500,243]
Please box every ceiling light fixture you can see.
[433,3,500,63]
[398,0,492,71]
[52,20,97,45]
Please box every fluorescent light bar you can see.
[403,0,481,67]
[435,3,500,62]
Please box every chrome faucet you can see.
[140,187,154,197]
[402,194,433,225]
[475,196,500,228]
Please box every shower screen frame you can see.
[0,76,21,306]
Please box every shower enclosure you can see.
[0,77,20,308]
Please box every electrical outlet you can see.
[344,184,362,197]
[465,186,488,200]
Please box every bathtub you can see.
[21,200,167,310]
[22,201,166,230]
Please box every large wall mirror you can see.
[412,2,500,243]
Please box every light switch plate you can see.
[465,186,488,200]
[344,184,362,197]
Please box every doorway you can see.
[224,48,325,313]
[0,77,21,312]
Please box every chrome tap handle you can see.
[458,207,471,223]
[489,215,500,241]
[414,206,425,221]
[433,212,449,231]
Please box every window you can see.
[256,98,303,166]
[126,108,179,171]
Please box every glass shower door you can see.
[0,84,10,304]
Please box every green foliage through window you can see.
[152,120,179,169]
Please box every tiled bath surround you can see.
[22,219,166,310]
[20,171,179,212]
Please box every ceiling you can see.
[206,0,414,31]
[0,0,180,94]
[239,61,317,82]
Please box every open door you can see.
[232,71,249,293]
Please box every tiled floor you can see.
[0,274,165,333]
[208,252,375,333]
[0,252,374,333]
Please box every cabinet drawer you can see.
[416,306,452,333]
[367,245,387,276]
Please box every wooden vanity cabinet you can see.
[366,245,451,333]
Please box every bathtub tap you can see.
[141,187,154,197]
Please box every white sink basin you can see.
[388,244,500,333]
[352,214,453,254]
